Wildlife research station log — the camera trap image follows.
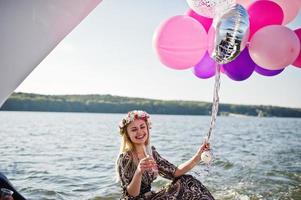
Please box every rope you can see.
[207,63,221,141]
[192,63,221,176]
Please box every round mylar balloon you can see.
[192,52,216,79]
[223,48,255,81]
[292,28,301,68]
[153,15,208,70]
[249,25,300,70]
[186,0,235,18]
[208,4,250,64]
[255,65,284,76]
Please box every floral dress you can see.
[117,146,215,200]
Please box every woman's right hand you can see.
[137,156,157,174]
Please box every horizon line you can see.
[11,92,301,110]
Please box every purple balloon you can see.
[192,52,216,79]
[223,48,256,81]
[255,65,284,76]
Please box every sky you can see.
[15,0,301,108]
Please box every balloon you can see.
[247,0,284,40]
[220,65,226,74]
[249,25,300,70]
[223,48,255,81]
[292,28,301,68]
[0,0,102,107]
[201,151,212,164]
[270,0,300,25]
[293,0,301,9]
[208,4,250,64]
[236,0,253,8]
[186,9,213,32]
[192,52,216,79]
[153,15,208,70]
[255,66,284,76]
[186,0,235,18]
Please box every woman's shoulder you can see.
[151,146,160,157]
[118,151,133,162]
[151,146,170,161]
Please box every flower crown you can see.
[118,110,152,135]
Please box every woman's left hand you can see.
[197,140,210,156]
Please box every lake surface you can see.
[0,111,300,200]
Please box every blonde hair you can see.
[119,123,150,153]
[115,121,151,182]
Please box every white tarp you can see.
[0,0,102,107]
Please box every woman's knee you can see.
[179,174,196,181]
[174,174,200,184]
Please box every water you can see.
[0,111,300,200]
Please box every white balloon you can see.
[186,0,235,18]
[201,151,212,164]
[0,0,102,107]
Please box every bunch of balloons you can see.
[153,0,301,81]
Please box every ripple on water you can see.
[0,112,300,200]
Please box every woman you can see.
[116,110,215,199]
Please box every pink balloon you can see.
[248,0,284,40]
[186,9,213,32]
[249,25,300,70]
[292,28,301,68]
[220,65,225,74]
[270,0,300,24]
[293,0,301,9]
[236,0,253,8]
[153,15,208,70]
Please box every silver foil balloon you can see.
[209,4,250,64]
[186,0,235,18]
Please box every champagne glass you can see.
[144,143,158,177]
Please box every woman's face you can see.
[126,119,149,145]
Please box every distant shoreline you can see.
[1,92,301,118]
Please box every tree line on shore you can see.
[1,92,301,118]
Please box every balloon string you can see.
[207,63,221,141]
[193,63,221,176]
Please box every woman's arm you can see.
[126,156,157,197]
[126,168,143,197]
[174,141,210,177]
